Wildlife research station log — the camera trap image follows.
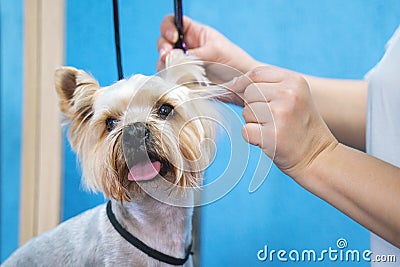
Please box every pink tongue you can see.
[128,161,161,181]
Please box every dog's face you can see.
[56,52,223,201]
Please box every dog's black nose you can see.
[123,123,150,164]
[122,122,150,151]
[122,122,151,167]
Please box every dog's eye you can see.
[157,104,174,119]
[105,117,118,132]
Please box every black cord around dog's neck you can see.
[106,201,193,266]
[112,0,124,80]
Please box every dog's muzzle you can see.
[122,122,162,181]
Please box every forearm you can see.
[305,76,368,150]
[299,143,400,247]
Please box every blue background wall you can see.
[1,0,400,265]
[0,0,23,262]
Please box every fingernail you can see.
[231,76,239,85]
[166,30,178,42]
[159,48,166,58]
[224,77,238,88]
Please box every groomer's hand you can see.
[157,15,261,83]
[230,66,338,179]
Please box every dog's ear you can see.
[55,67,99,119]
[162,50,208,87]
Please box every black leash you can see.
[109,1,192,264]
[174,0,187,52]
[112,0,124,80]
[112,0,186,81]
[106,201,193,266]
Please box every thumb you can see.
[187,46,212,61]
[218,74,253,107]
[225,73,253,95]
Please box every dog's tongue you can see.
[128,161,161,181]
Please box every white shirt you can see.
[366,26,400,266]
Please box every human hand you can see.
[230,66,338,179]
[157,15,261,83]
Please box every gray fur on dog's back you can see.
[3,204,120,267]
[3,202,181,267]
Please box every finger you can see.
[156,60,165,71]
[247,66,287,83]
[157,36,173,53]
[242,102,273,124]
[225,74,254,96]
[242,123,275,157]
[227,66,286,95]
[183,18,212,51]
[182,16,196,34]
[160,15,196,43]
[243,83,282,104]
[181,15,204,45]
[160,15,178,43]
[157,37,174,62]
[241,123,263,148]
[187,44,220,62]
[187,46,209,60]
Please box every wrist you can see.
[294,139,340,190]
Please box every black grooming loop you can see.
[109,1,192,264]
[112,0,123,80]
[173,0,187,52]
[112,0,187,81]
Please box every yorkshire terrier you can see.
[3,50,225,266]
